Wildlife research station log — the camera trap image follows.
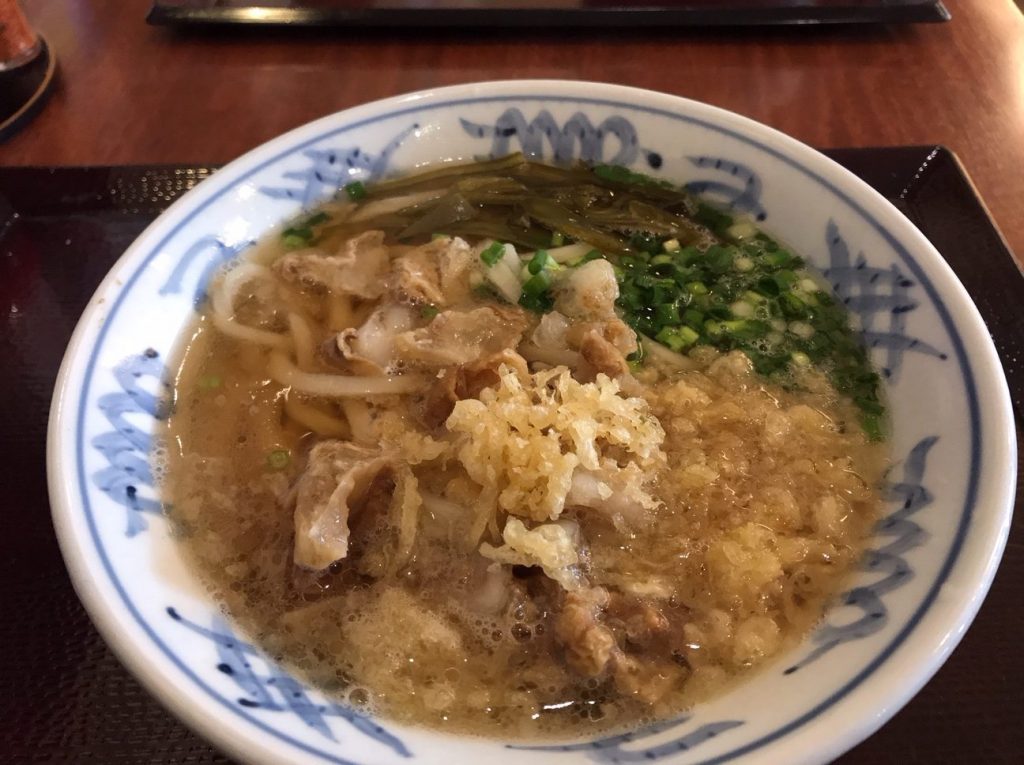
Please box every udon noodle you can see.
[163,156,886,738]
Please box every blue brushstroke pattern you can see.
[92,351,170,537]
[685,155,766,220]
[784,436,938,674]
[166,607,411,758]
[460,108,642,165]
[159,235,250,308]
[259,124,419,208]
[823,220,947,379]
[510,715,743,763]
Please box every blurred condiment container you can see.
[0,0,40,71]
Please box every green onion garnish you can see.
[694,202,734,237]
[655,326,699,352]
[266,449,290,471]
[522,271,551,295]
[344,181,367,201]
[281,211,330,249]
[654,303,679,325]
[197,374,221,390]
[528,250,551,275]
[480,241,506,267]
[518,270,554,313]
[573,250,604,267]
[282,225,313,249]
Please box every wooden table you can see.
[3,1,1022,763]
[6,0,1024,265]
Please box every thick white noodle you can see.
[287,313,317,371]
[419,492,466,523]
[210,263,293,350]
[268,351,424,397]
[284,395,350,438]
[544,242,593,264]
[518,342,582,369]
[641,335,697,370]
[485,260,522,304]
[341,399,376,444]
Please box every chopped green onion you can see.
[528,250,552,275]
[522,271,552,295]
[730,301,754,318]
[788,321,815,340]
[677,246,703,267]
[282,223,314,248]
[519,290,554,313]
[480,241,506,267]
[592,164,672,188]
[282,210,330,248]
[654,303,679,325]
[630,231,663,255]
[779,292,808,318]
[656,326,700,351]
[704,319,724,337]
[573,249,604,267]
[682,308,705,329]
[344,181,367,201]
[704,245,735,274]
[694,203,734,237]
[773,270,799,290]
[726,220,759,241]
[723,319,769,340]
[518,270,554,313]
[764,250,800,269]
[282,234,308,249]
[421,305,440,320]
[734,256,755,273]
[550,232,565,247]
[655,327,683,351]
[266,449,291,471]
[197,374,221,390]
[861,412,885,442]
[678,326,700,345]
[686,281,709,296]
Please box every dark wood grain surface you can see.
[1,2,1022,764]
[4,0,1024,264]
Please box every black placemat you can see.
[1,147,1020,763]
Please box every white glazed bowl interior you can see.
[48,81,1015,765]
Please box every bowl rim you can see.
[47,79,1017,765]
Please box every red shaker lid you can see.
[0,0,40,70]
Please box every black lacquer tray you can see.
[0,147,1020,763]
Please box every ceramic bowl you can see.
[48,81,1016,765]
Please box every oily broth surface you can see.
[164,316,886,739]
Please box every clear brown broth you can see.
[162,231,886,739]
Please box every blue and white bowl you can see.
[47,81,1016,765]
